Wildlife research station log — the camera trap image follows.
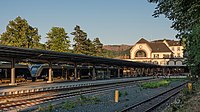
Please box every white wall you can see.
[169,46,184,58]
[130,43,152,59]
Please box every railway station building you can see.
[127,38,188,75]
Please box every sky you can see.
[0,0,178,45]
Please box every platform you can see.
[0,77,154,96]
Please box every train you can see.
[0,63,189,83]
[0,63,32,83]
[0,63,119,83]
[30,64,119,81]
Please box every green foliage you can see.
[71,25,104,56]
[141,80,171,88]
[186,24,200,77]
[71,25,90,55]
[119,91,122,97]
[148,0,200,38]
[124,91,128,96]
[64,100,76,110]
[0,16,41,49]
[46,27,70,52]
[79,94,88,102]
[148,0,200,79]
[78,95,101,105]
[47,103,53,112]
[93,37,103,56]
[90,96,101,104]
[182,88,191,95]
[38,105,45,112]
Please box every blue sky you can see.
[0,0,177,45]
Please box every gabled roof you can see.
[152,39,181,46]
[136,38,149,44]
[148,43,172,52]
[166,40,181,46]
[135,38,172,53]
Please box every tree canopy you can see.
[71,25,93,55]
[93,37,103,56]
[71,25,104,56]
[148,0,200,39]
[148,0,200,77]
[46,27,70,52]
[0,17,106,57]
[0,16,41,48]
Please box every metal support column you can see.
[106,66,109,79]
[117,67,120,78]
[65,69,68,80]
[9,58,16,85]
[162,67,165,76]
[47,62,53,83]
[74,63,77,81]
[92,64,96,80]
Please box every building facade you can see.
[129,38,184,66]
[128,38,188,75]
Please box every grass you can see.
[64,100,76,110]
[78,94,101,105]
[37,95,101,111]
[141,80,171,89]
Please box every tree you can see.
[85,38,96,56]
[0,16,41,48]
[46,27,70,52]
[148,0,200,38]
[93,37,103,56]
[148,0,200,77]
[186,24,200,77]
[71,25,89,54]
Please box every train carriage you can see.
[0,63,32,83]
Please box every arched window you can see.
[168,61,175,65]
[176,61,182,65]
[135,50,146,57]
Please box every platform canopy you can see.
[0,45,160,68]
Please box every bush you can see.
[119,91,122,97]
[64,100,76,110]
[48,103,53,112]
[78,95,101,105]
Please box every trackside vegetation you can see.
[165,81,200,112]
[37,95,101,112]
[141,80,171,89]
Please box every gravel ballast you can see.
[36,79,187,112]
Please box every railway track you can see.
[0,77,154,98]
[0,78,157,111]
[121,81,188,112]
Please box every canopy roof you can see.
[0,45,160,68]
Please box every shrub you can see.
[119,91,122,97]
[141,80,171,89]
[48,103,53,112]
[64,100,76,110]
